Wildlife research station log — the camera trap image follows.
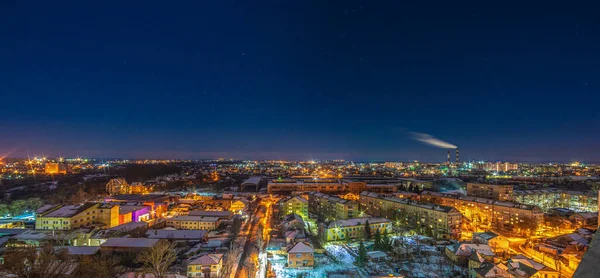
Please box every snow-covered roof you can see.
[288,242,314,253]
[367,251,387,259]
[188,253,223,265]
[146,229,207,240]
[56,246,100,255]
[101,238,159,248]
[168,215,220,222]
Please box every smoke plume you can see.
[410,132,457,149]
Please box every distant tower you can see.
[447,150,450,165]
[456,148,459,164]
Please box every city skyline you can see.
[3,2,599,162]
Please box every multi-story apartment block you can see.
[467,183,514,201]
[268,179,345,194]
[359,191,462,239]
[36,203,120,230]
[321,217,392,242]
[308,192,357,221]
[278,195,309,220]
[421,191,543,233]
[513,189,597,212]
[166,216,221,230]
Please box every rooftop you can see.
[43,203,96,218]
[146,229,207,240]
[288,242,314,253]
[168,215,220,222]
[188,253,223,265]
[101,238,159,248]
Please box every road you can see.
[507,238,574,278]
[233,198,266,278]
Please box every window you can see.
[296,254,302,258]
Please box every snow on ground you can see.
[268,244,364,278]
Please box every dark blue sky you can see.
[1,1,599,162]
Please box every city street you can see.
[507,238,574,278]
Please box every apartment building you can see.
[268,179,345,194]
[278,195,309,220]
[421,191,543,233]
[359,191,462,239]
[513,189,598,212]
[308,192,358,221]
[36,203,120,230]
[467,183,514,201]
[322,217,392,242]
[166,216,221,230]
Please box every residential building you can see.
[100,238,159,253]
[469,263,511,278]
[187,253,224,278]
[570,212,598,228]
[467,183,514,201]
[308,192,358,221]
[445,243,494,267]
[166,216,221,230]
[287,242,314,269]
[321,217,392,242]
[268,179,344,194]
[105,179,153,196]
[281,214,305,231]
[188,210,233,221]
[146,229,207,241]
[35,203,120,230]
[513,189,598,213]
[278,195,308,220]
[44,162,67,174]
[472,231,509,253]
[360,191,462,239]
[421,191,544,233]
[230,199,246,214]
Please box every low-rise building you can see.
[35,203,120,230]
[287,242,314,269]
[322,217,392,242]
[187,253,224,278]
[230,199,246,214]
[100,238,159,253]
[166,216,221,230]
[445,243,494,267]
[473,231,509,253]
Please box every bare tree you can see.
[1,245,75,278]
[73,253,124,278]
[219,248,242,278]
[135,239,177,278]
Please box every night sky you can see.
[2,1,599,162]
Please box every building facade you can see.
[360,191,462,239]
[467,183,514,201]
[166,216,221,230]
[187,253,223,278]
[421,191,543,234]
[278,195,309,220]
[36,203,121,230]
[308,192,358,221]
[322,217,392,242]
